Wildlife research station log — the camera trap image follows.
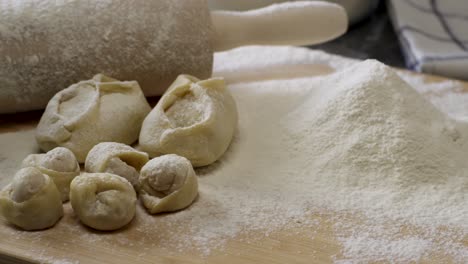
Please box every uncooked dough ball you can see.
[139,75,238,167]
[22,147,80,202]
[0,167,63,230]
[139,154,198,214]
[36,74,152,163]
[85,142,149,191]
[70,173,136,231]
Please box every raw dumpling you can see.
[22,147,80,202]
[0,167,63,230]
[139,75,238,167]
[139,154,198,214]
[85,142,149,191]
[70,173,136,231]
[36,74,152,163]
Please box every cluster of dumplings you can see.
[0,148,77,230]
[0,74,237,231]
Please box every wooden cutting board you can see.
[0,65,466,264]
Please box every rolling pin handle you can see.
[211,1,348,51]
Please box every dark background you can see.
[310,1,406,68]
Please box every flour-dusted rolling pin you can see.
[0,0,347,113]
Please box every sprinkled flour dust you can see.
[0,46,467,263]
[0,129,39,188]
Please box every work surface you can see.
[0,47,467,264]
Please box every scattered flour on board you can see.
[0,129,38,188]
[0,46,467,263]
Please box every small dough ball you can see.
[40,147,78,172]
[21,147,80,202]
[70,173,136,231]
[36,74,152,163]
[10,169,46,203]
[0,168,63,230]
[85,142,149,191]
[139,75,238,167]
[139,154,198,214]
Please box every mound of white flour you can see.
[0,46,466,263]
[281,59,468,227]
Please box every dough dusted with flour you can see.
[0,168,63,230]
[36,74,152,163]
[70,173,136,231]
[85,142,149,191]
[139,154,198,214]
[139,75,238,167]
[22,147,80,202]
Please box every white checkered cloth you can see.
[388,0,468,79]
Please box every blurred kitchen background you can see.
[209,0,468,80]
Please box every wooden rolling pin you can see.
[0,0,347,113]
